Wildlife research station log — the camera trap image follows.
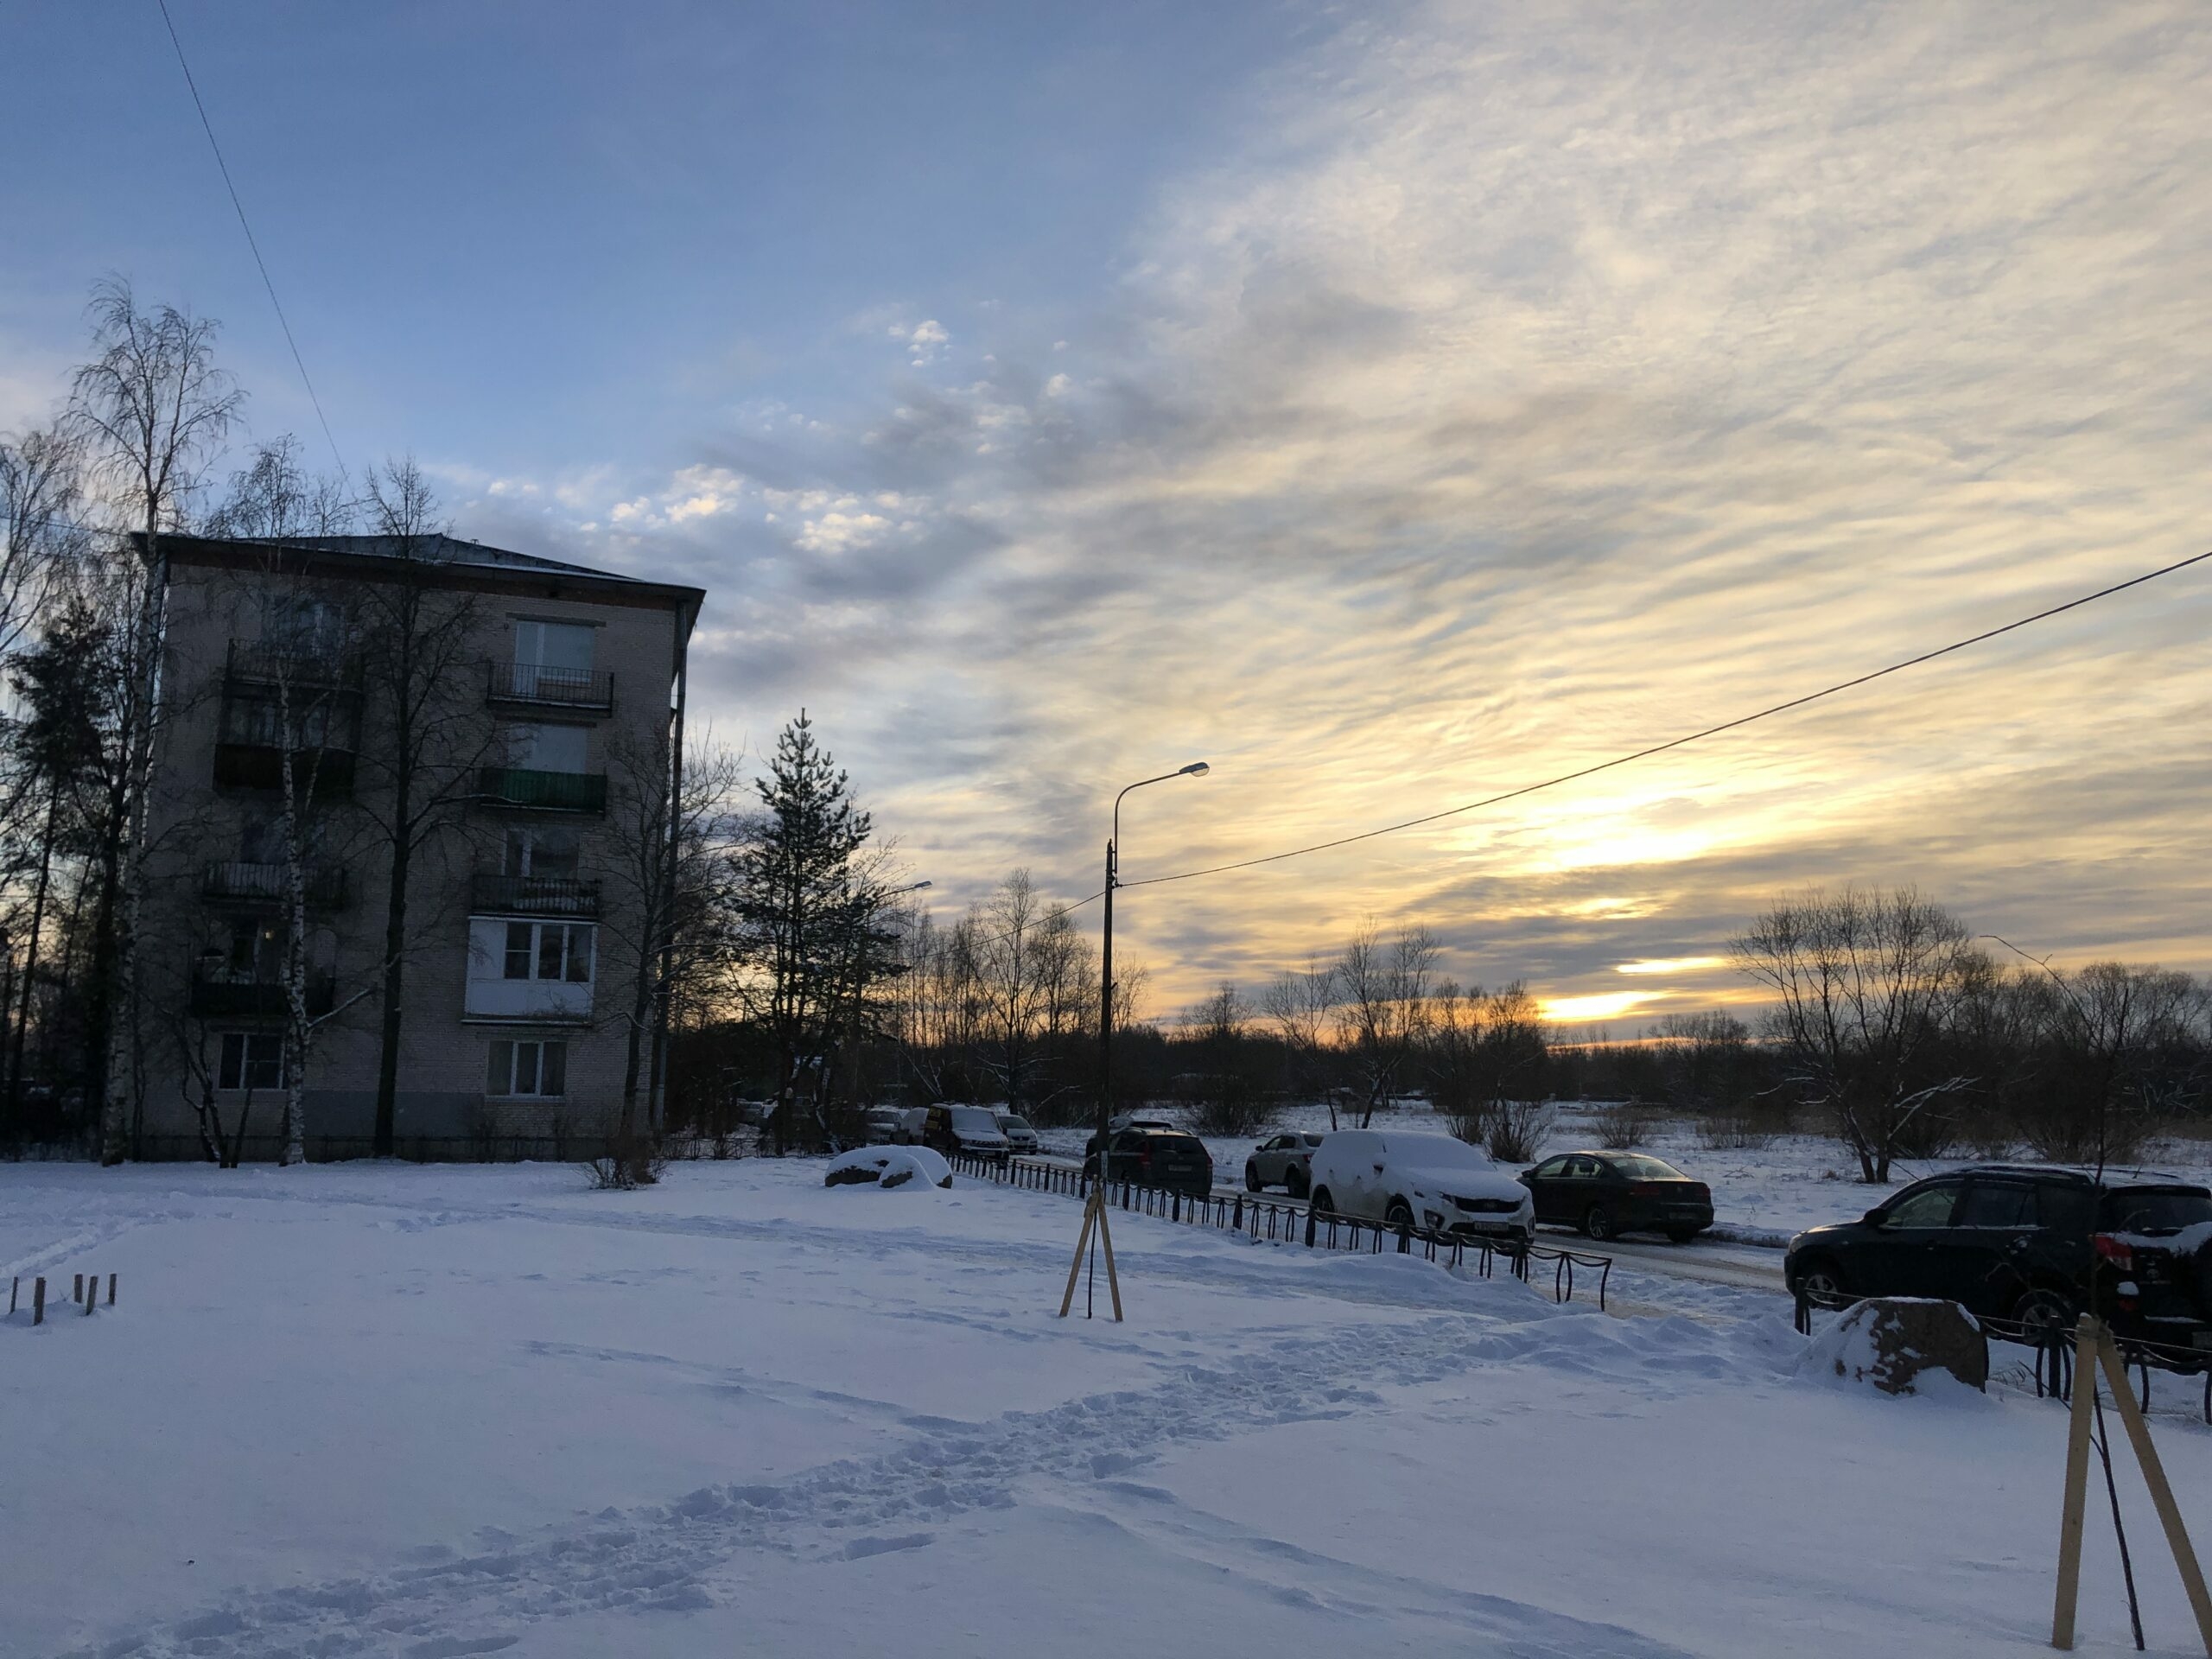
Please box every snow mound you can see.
[1796,1297,1989,1400]
[824,1145,952,1191]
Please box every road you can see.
[1021,1152,1789,1296]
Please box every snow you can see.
[823,1143,952,1189]
[1796,1298,1991,1402]
[6,1155,2212,1656]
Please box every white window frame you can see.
[218,1031,286,1091]
[486,1038,569,1099]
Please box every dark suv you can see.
[1083,1126,1214,1197]
[1785,1166,2212,1354]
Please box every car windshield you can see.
[1609,1154,1687,1180]
[1398,1135,1491,1168]
[998,1116,1033,1135]
[949,1108,1000,1133]
[2102,1190,2212,1235]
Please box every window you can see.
[515,620,595,671]
[486,1039,568,1098]
[1562,1155,1603,1179]
[502,722,588,774]
[1610,1154,1687,1181]
[218,1032,284,1090]
[264,594,346,654]
[226,918,280,979]
[1881,1180,1963,1230]
[503,827,580,878]
[1955,1181,2037,1228]
[501,921,594,983]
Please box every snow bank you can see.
[823,1144,953,1191]
[1796,1297,1990,1400]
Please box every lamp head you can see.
[1179,761,1211,777]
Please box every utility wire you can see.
[156,0,347,481]
[1120,546,2212,893]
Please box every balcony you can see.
[226,639,365,694]
[202,861,351,911]
[213,744,357,798]
[469,872,601,918]
[486,661,613,714]
[189,966,336,1020]
[477,766,607,815]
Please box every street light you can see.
[1060,760,1211,1320]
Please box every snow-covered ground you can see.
[1051,1102,2212,1246]
[6,1156,2212,1657]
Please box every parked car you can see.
[861,1107,908,1144]
[1307,1129,1533,1248]
[1244,1132,1325,1196]
[994,1112,1041,1155]
[921,1104,1011,1161]
[1084,1125,1214,1196]
[1784,1165,2212,1349]
[1519,1150,1714,1243]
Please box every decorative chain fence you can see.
[947,1152,1614,1311]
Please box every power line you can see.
[1120,545,2212,893]
[156,0,347,481]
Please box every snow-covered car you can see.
[862,1107,909,1143]
[994,1111,1041,1155]
[921,1104,1011,1160]
[823,1145,953,1190]
[1244,1131,1325,1196]
[1307,1129,1533,1247]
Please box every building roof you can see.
[142,531,706,625]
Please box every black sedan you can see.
[1519,1150,1714,1243]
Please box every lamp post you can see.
[1061,760,1209,1320]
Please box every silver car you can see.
[1244,1132,1325,1196]
[994,1111,1041,1155]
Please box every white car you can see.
[1306,1129,1533,1247]
[994,1111,1041,1154]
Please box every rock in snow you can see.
[824,1144,954,1190]
[1797,1297,1988,1395]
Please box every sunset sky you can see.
[4,1,2209,1026]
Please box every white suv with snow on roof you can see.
[1307,1129,1534,1249]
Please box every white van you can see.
[1307,1129,1533,1247]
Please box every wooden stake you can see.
[107,1273,117,1306]
[2094,1332,2212,1656]
[73,1273,83,1304]
[1094,1192,1124,1321]
[9,1276,16,1315]
[83,1279,94,1316]
[1058,1192,1098,1318]
[32,1277,44,1325]
[2053,1315,2100,1649]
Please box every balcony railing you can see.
[226,639,365,694]
[202,861,350,911]
[476,766,607,815]
[469,872,601,918]
[213,744,357,797]
[486,661,613,713]
[188,967,336,1020]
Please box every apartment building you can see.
[131,531,704,1159]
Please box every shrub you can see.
[1592,1099,1656,1148]
[585,1133,667,1190]
[1484,1099,1554,1165]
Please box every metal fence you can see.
[948,1152,1613,1310]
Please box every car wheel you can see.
[1244,1164,1262,1193]
[1385,1198,1415,1230]
[2012,1287,2078,1341]
[1582,1204,1615,1242]
[1792,1259,1847,1302]
[1665,1228,1700,1245]
[1287,1166,1310,1200]
[1310,1186,1336,1217]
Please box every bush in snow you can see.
[585,1133,668,1191]
[1796,1298,1988,1397]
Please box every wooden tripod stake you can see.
[2052,1314,2212,1653]
[1058,1184,1122,1321]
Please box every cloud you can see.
[471,1,2212,1011]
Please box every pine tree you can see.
[734,712,873,1150]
